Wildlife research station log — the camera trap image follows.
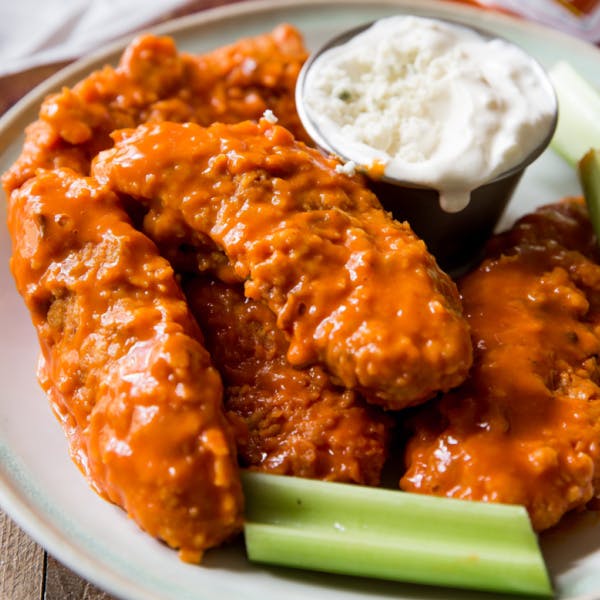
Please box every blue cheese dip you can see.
[301,16,557,212]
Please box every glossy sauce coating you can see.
[7,169,243,561]
[93,119,473,409]
[3,26,308,194]
[184,277,392,484]
[2,27,404,560]
[402,199,600,530]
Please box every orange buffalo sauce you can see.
[8,19,600,558]
[1,25,472,559]
[3,26,309,195]
[402,199,600,530]
[7,168,244,562]
[93,119,473,409]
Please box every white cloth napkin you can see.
[0,0,192,77]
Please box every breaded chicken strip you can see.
[184,277,392,484]
[7,168,243,561]
[401,199,600,531]
[3,25,308,194]
[93,120,472,409]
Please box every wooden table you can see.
[0,3,247,597]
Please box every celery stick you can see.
[242,472,552,597]
[579,149,600,240]
[549,61,600,167]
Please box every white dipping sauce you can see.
[302,16,557,212]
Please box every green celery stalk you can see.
[579,149,600,239]
[549,61,600,167]
[242,472,552,597]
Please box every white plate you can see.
[1,1,600,599]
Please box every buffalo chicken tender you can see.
[184,277,392,484]
[92,120,473,409]
[7,168,243,561]
[3,25,309,195]
[401,199,600,531]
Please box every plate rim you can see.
[2,1,600,599]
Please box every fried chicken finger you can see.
[401,199,600,530]
[93,120,472,409]
[7,168,243,561]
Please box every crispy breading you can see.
[184,277,392,485]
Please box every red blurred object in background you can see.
[453,0,600,41]
[546,0,599,16]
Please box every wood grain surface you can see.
[44,556,114,600]
[0,512,45,600]
[0,512,117,599]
